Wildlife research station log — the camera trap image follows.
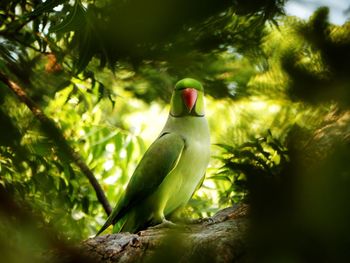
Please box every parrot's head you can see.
[170,78,205,117]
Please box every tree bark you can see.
[80,205,249,263]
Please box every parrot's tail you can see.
[95,218,112,236]
[119,210,148,233]
[112,217,126,233]
[96,209,149,235]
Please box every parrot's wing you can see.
[193,172,206,195]
[96,132,185,236]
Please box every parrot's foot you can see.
[148,219,178,230]
[190,217,215,225]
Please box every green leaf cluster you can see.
[215,131,289,204]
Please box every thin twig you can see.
[0,71,112,215]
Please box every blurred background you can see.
[0,0,350,262]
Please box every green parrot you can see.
[96,78,210,235]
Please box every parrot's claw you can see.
[190,217,215,225]
[149,219,178,230]
[140,220,188,234]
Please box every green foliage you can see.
[31,0,280,71]
[1,0,350,261]
[0,79,145,239]
[283,8,350,106]
[215,131,289,204]
[0,0,287,104]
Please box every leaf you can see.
[97,82,105,102]
[74,31,94,73]
[31,143,50,157]
[108,94,116,108]
[126,137,135,163]
[214,143,235,152]
[56,79,72,92]
[136,136,147,153]
[28,0,67,17]
[114,132,123,152]
[64,83,78,104]
[68,164,76,180]
[91,130,119,146]
[208,175,232,182]
[59,177,67,190]
[82,196,89,213]
[241,151,271,172]
[268,140,288,155]
[49,0,86,33]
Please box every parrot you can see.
[96,78,210,235]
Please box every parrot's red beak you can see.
[182,88,198,112]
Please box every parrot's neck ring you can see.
[169,113,205,118]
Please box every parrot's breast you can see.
[154,115,210,215]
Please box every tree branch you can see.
[79,205,249,263]
[0,71,112,215]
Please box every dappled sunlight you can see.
[124,102,168,142]
[40,74,326,219]
[2,5,350,261]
